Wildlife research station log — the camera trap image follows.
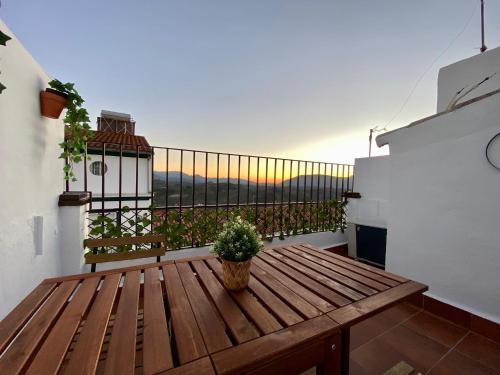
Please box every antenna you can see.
[480,0,487,53]
[368,126,387,157]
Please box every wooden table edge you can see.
[327,280,428,327]
[210,315,340,374]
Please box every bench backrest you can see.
[84,234,167,272]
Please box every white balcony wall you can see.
[348,156,390,229]
[0,20,65,319]
[437,46,500,112]
[376,91,500,323]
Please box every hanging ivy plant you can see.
[49,79,93,181]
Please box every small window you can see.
[89,161,108,176]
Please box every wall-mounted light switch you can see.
[34,216,43,255]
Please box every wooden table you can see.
[0,244,426,375]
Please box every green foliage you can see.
[86,205,161,254]
[211,217,263,262]
[49,79,93,181]
[85,200,347,255]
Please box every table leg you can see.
[316,333,341,375]
[340,328,350,375]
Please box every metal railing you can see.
[68,142,354,250]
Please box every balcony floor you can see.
[304,302,500,374]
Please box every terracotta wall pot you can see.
[221,259,252,291]
[40,89,67,119]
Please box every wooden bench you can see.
[84,234,167,272]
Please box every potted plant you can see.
[212,217,263,290]
[40,87,68,119]
[46,79,93,181]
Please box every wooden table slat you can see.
[162,263,208,364]
[279,247,379,296]
[270,249,366,301]
[291,245,390,291]
[104,271,140,375]
[258,252,351,307]
[0,282,57,353]
[0,280,79,375]
[176,262,233,352]
[191,260,260,343]
[64,273,121,375]
[206,258,283,334]
[299,244,407,284]
[328,280,428,326]
[25,277,100,375]
[143,267,174,375]
[249,260,321,319]
[252,256,335,313]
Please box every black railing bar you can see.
[237,155,241,206]
[165,148,169,216]
[119,144,123,214]
[135,144,139,236]
[272,158,277,236]
[246,156,251,205]
[335,164,340,201]
[255,157,260,225]
[215,153,220,232]
[192,151,196,247]
[227,154,230,218]
[179,149,183,218]
[101,143,105,214]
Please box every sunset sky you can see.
[3,0,500,168]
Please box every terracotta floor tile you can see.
[350,303,420,350]
[378,325,448,372]
[402,311,468,347]
[455,332,500,371]
[351,337,411,374]
[429,350,500,375]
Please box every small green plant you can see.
[211,217,263,262]
[49,79,93,181]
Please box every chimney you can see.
[97,110,136,134]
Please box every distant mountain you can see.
[153,171,351,188]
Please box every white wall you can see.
[377,92,500,323]
[348,156,390,229]
[0,20,65,319]
[70,154,151,200]
[437,46,500,112]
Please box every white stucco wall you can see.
[348,156,390,229]
[0,20,65,319]
[437,46,500,112]
[377,92,500,323]
[70,154,151,204]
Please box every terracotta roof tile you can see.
[74,131,152,153]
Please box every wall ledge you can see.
[58,191,91,206]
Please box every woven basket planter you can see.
[221,259,252,291]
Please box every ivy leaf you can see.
[0,30,11,46]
